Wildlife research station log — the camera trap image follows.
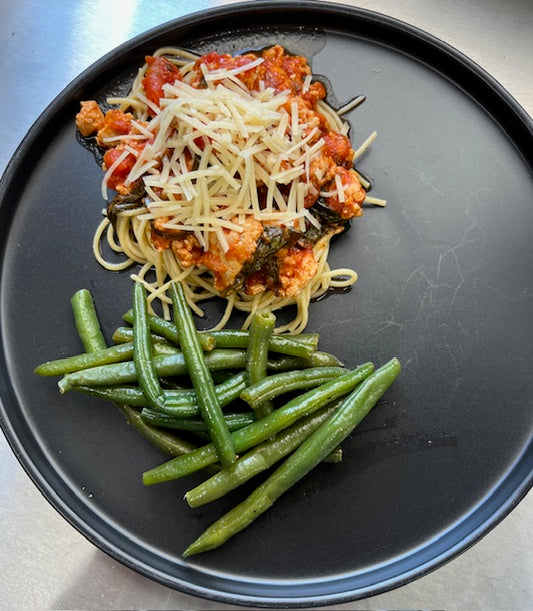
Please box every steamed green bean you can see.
[171,281,236,468]
[69,288,209,465]
[123,309,318,357]
[141,409,255,432]
[133,283,167,410]
[71,289,107,353]
[72,370,248,416]
[246,310,275,417]
[183,358,401,556]
[57,349,248,393]
[185,400,343,508]
[241,366,347,409]
[38,285,402,558]
[143,362,374,485]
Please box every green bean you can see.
[145,342,178,356]
[182,358,401,556]
[57,346,339,393]
[71,289,107,352]
[35,343,138,377]
[57,349,248,393]
[133,283,167,410]
[210,330,319,358]
[185,400,343,508]
[116,404,195,455]
[162,370,247,415]
[72,371,248,417]
[123,309,215,351]
[305,351,344,367]
[142,362,374,485]
[73,384,157,407]
[158,370,248,416]
[141,409,255,432]
[68,289,213,468]
[323,446,343,463]
[266,350,343,372]
[124,309,318,357]
[115,404,220,474]
[35,339,178,377]
[171,281,236,468]
[240,366,346,409]
[246,310,275,417]
[112,326,173,348]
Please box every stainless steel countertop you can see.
[1,1,531,609]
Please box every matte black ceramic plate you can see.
[1,2,532,607]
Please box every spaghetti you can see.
[77,45,382,333]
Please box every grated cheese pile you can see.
[106,58,333,252]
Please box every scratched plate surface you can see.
[0,2,532,607]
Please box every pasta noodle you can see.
[78,45,382,333]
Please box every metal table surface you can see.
[1,1,531,609]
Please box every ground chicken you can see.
[322,130,354,167]
[170,232,204,267]
[169,217,264,292]
[242,272,267,296]
[75,101,105,137]
[325,167,366,219]
[150,230,172,251]
[305,153,338,207]
[276,246,318,297]
[283,95,328,142]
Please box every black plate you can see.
[1,2,532,607]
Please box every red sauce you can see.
[102,140,144,192]
[81,45,367,297]
[322,130,354,167]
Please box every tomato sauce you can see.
[76,45,367,298]
[142,56,182,108]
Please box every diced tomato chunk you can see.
[96,109,133,147]
[142,56,182,108]
[102,142,144,193]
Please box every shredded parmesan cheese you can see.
[116,70,335,251]
[334,172,346,203]
[86,46,387,332]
